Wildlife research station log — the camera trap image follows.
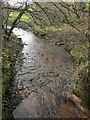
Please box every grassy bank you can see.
[42,25,89,108]
[2,46,11,95]
[64,36,89,108]
[2,35,23,95]
[29,25,62,37]
[2,34,23,118]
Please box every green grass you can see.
[9,12,30,22]
[9,12,19,18]
[70,45,88,64]
[41,26,62,32]
[31,25,62,32]
[30,25,62,37]
[28,8,33,12]
[70,44,89,106]
[21,14,29,21]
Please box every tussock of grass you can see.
[70,45,88,64]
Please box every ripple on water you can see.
[13,28,74,118]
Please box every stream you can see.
[12,28,75,118]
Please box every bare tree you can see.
[2,2,89,38]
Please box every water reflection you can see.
[13,28,74,118]
[13,28,37,66]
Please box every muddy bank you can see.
[2,34,24,118]
[42,25,88,72]
[42,26,89,110]
[42,26,87,52]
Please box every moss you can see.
[2,46,11,95]
[2,69,11,95]
[2,34,23,118]
[2,34,23,96]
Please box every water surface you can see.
[13,28,74,118]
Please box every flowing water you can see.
[12,28,75,118]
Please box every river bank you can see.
[42,25,89,111]
[2,34,24,118]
